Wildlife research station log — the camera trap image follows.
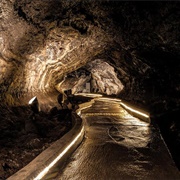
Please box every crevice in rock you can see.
[17,6,27,21]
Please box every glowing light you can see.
[74,93,102,98]
[98,97,122,102]
[76,100,95,116]
[28,96,37,105]
[120,102,149,118]
[34,126,84,180]
[85,113,126,116]
[77,111,81,116]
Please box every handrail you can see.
[120,100,150,123]
[7,100,94,180]
[7,94,150,180]
[97,96,150,123]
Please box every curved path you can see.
[45,97,180,180]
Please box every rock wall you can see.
[0,1,179,114]
[0,0,111,107]
[57,59,124,95]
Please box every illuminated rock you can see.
[0,0,179,113]
[0,0,180,177]
[87,59,124,95]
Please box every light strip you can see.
[85,113,124,116]
[77,105,92,116]
[120,102,149,118]
[28,96,37,105]
[34,126,84,180]
[74,93,102,98]
[98,97,122,102]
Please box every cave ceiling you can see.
[0,0,179,112]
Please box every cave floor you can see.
[0,106,72,179]
[45,97,180,180]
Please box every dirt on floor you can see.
[0,105,72,179]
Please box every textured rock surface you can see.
[0,106,72,179]
[0,0,180,173]
[57,59,124,95]
[87,59,124,95]
[0,1,179,112]
[0,0,111,107]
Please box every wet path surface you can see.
[45,98,180,180]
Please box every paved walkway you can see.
[44,97,180,180]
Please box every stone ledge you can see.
[120,100,151,123]
[7,100,94,180]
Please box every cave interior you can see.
[0,0,180,177]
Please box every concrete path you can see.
[44,97,180,180]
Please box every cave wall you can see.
[106,1,180,113]
[0,0,112,107]
[0,0,179,114]
[57,59,124,95]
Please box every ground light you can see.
[28,96,40,113]
[120,102,149,118]
[30,94,149,179]
[34,127,85,180]
[28,96,37,104]
[74,93,103,98]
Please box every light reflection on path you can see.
[84,99,151,149]
[44,97,180,180]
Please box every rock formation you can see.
[0,0,180,171]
